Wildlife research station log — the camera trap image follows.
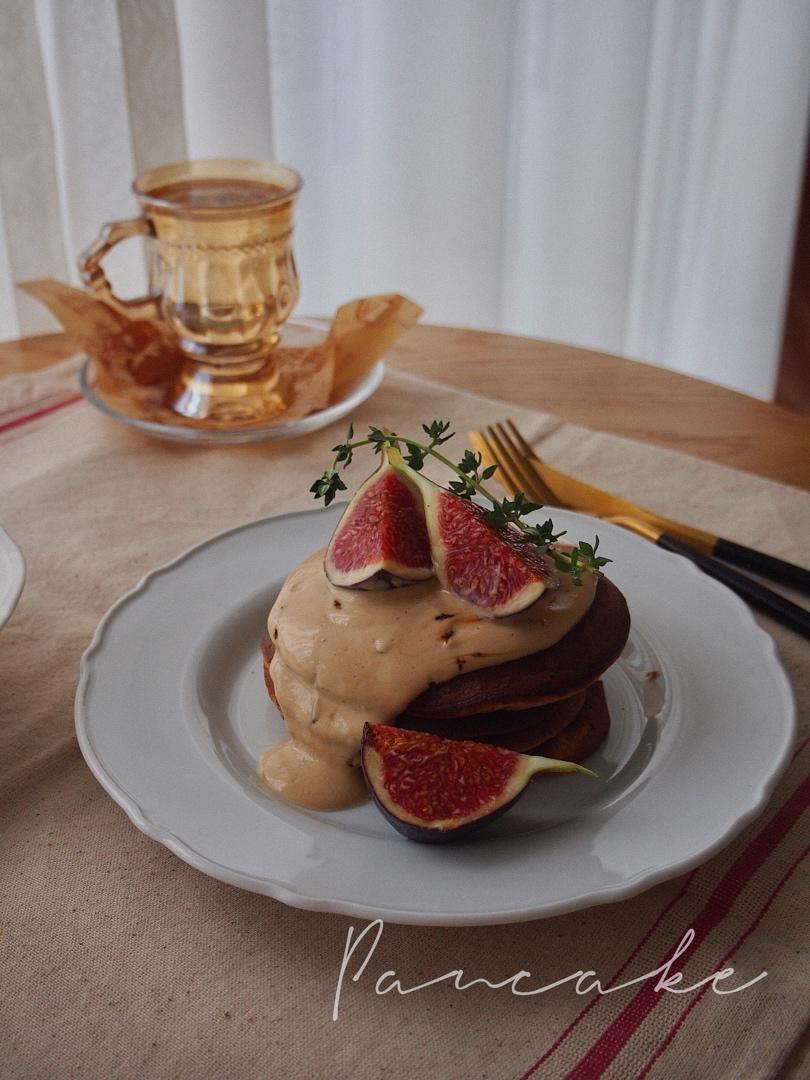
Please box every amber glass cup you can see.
[79,158,303,423]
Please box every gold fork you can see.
[468,420,810,639]
[474,422,666,547]
[471,423,558,506]
[479,421,717,548]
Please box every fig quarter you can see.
[361,723,594,843]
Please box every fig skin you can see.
[361,723,593,843]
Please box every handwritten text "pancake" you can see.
[333,920,766,1021]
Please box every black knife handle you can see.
[657,533,810,640]
[714,537,810,595]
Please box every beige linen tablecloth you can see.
[1,357,808,1080]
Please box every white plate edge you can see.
[0,526,26,629]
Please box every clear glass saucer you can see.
[78,319,385,445]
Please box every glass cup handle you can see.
[78,217,160,320]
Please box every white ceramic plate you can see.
[75,508,796,925]
[0,526,25,630]
[79,319,385,444]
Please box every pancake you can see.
[532,680,609,762]
[465,689,591,753]
[404,574,629,721]
[401,681,609,758]
[401,689,587,743]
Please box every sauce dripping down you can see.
[260,549,596,810]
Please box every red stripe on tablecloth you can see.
[0,391,75,420]
[0,394,83,435]
[636,839,810,1079]
[519,739,809,1079]
[516,873,698,1080]
[561,768,810,1080]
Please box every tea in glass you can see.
[79,158,303,423]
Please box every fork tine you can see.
[483,425,530,494]
[469,429,521,497]
[490,422,559,505]
[486,424,551,505]
[503,419,570,507]
[504,419,538,461]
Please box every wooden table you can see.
[1,326,809,490]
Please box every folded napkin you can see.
[1,357,808,1080]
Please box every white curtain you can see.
[1,1,809,400]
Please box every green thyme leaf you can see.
[423,419,454,445]
[457,449,481,475]
[404,442,426,471]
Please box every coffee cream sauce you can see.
[259,549,597,811]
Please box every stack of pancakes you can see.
[261,574,630,764]
[397,574,630,761]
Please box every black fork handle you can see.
[657,534,810,640]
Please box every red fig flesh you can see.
[361,723,594,843]
[418,483,555,617]
[325,447,433,589]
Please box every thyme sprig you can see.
[310,421,611,584]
